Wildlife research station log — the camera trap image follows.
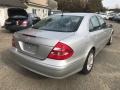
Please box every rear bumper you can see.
[9,48,85,79]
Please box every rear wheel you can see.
[107,36,112,45]
[9,30,14,33]
[81,49,94,74]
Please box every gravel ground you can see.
[0,21,120,90]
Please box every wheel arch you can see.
[85,46,96,59]
[91,47,96,55]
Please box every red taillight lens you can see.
[12,36,16,47]
[48,42,74,60]
[21,20,28,27]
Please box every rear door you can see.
[89,16,106,53]
[97,16,112,44]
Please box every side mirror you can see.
[101,23,107,28]
[107,24,113,28]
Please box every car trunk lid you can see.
[8,8,28,17]
[14,28,74,60]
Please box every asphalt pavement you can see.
[0,21,120,90]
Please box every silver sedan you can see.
[10,13,113,79]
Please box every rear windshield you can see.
[32,15,83,32]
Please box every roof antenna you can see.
[61,0,64,16]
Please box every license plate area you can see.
[19,41,37,54]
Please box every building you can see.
[0,0,27,27]
[0,0,50,27]
[80,0,89,8]
[48,0,58,10]
[23,0,49,19]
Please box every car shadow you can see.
[0,28,10,33]
[1,49,49,80]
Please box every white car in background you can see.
[99,13,108,19]
[99,13,115,20]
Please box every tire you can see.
[81,49,94,74]
[107,36,112,45]
[9,30,14,33]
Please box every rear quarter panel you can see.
[61,33,94,67]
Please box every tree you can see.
[112,4,120,12]
[55,0,104,12]
[48,0,58,10]
[55,0,88,12]
[87,0,104,12]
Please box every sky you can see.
[102,0,120,9]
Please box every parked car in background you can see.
[49,10,62,15]
[99,13,115,20]
[107,13,116,20]
[10,13,113,79]
[113,13,120,22]
[5,8,40,32]
[99,13,108,19]
[28,13,41,24]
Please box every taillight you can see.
[48,42,74,60]
[21,20,28,27]
[12,36,16,47]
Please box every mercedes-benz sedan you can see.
[10,13,113,79]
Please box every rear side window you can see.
[98,16,105,24]
[89,20,94,32]
[91,16,100,28]
[32,15,83,32]
[90,16,100,31]
[97,16,106,28]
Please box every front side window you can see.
[32,15,84,32]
